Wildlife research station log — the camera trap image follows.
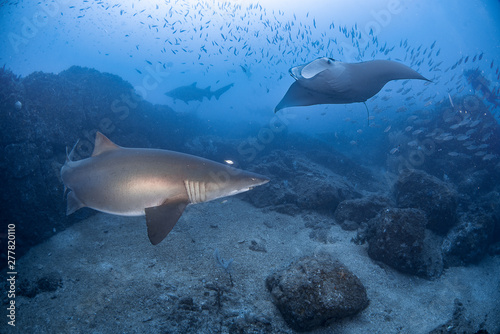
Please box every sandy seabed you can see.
[4,198,500,333]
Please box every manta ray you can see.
[275,57,430,112]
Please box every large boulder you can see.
[442,210,497,266]
[266,255,369,332]
[394,169,458,235]
[334,195,392,230]
[367,208,443,278]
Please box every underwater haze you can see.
[2,0,500,132]
[1,0,500,333]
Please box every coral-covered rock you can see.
[394,169,458,235]
[442,210,497,266]
[266,255,369,332]
[334,195,392,230]
[367,208,443,278]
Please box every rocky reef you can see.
[1,65,499,289]
[0,66,206,264]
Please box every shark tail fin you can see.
[213,83,234,100]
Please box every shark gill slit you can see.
[184,180,206,204]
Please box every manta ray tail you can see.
[363,102,370,126]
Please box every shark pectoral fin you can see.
[66,191,85,215]
[145,201,188,245]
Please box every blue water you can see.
[1,0,499,135]
[1,1,500,333]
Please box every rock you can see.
[303,214,335,243]
[266,255,369,332]
[249,239,267,253]
[394,169,458,235]
[334,195,392,231]
[428,299,475,334]
[4,143,40,178]
[367,208,443,278]
[442,211,496,266]
[18,272,63,298]
[247,150,362,214]
[177,297,198,311]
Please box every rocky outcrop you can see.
[247,150,362,215]
[266,255,369,332]
[367,208,443,278]
[442,210,497,266]
[334,195,392,230]
[0,66,207,265]
[394,169,458,235]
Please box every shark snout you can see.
[250,175,270,188]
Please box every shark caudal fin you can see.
[213,83,234,100]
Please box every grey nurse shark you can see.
[165,82,234,104]
[61,132,269,245]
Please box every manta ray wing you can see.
[275,58,429,113]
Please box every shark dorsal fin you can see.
[92,132,121,157]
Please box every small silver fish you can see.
[482,154,496,161]
[458,118,471,126]
[407,140,419,147]
[468,120,481,128]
